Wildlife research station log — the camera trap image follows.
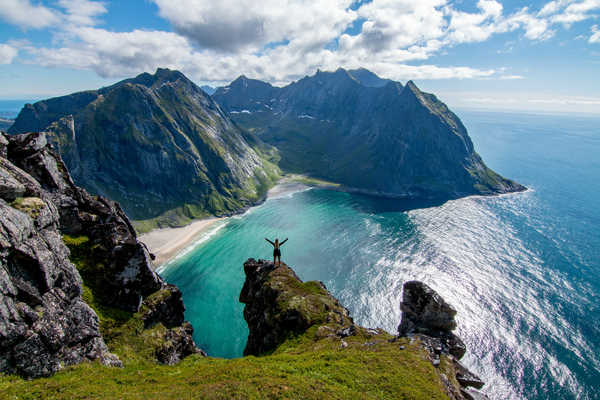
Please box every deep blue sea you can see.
[159,110,599,400]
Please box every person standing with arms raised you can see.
[265,237,288,266]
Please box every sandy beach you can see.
[139,217,224,268]
[139,178,317,269]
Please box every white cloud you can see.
[30,28,195,78]
[12,0,600,86]
[152,0,356,52]
[535,0,600,25]
[0,0,60,29]
[0,44,18,64]
[57,0,107,27]
[590,25,600,42]
[528,96,600,105]
[499,74,524,80]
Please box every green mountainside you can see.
[9,69,280,232]
[213,68,525,200]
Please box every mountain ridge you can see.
[213,67,525,200]
[9,68,280,232]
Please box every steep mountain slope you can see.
[9,69,279,230]
[214,68,525,199]
[0,132,199,378]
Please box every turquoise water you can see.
[161,110,600,400]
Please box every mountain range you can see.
[9,67,524,230]
[214,68,525,199]
[9,69,279,231]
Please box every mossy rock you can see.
[9,196,46,219]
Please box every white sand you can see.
[139,217,224,268]
[139,179,314,269]
[266,181,311,198]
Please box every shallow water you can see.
[161,110,600,400]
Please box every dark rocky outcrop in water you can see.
[0,131,200,378]
[240,258,488,399]
[398,281,487,399]
[214,68,525,200]
[9,69,279,226]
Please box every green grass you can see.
[0,336,452,399]
[0,237,454,399]
[285,174,340,188]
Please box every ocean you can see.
[142,110,600,399]
[0,100,34,119]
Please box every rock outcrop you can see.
[240,258,488,400]
[9,68,279,228]
[0,131,201,378]
[398,281,487,399]
[0,132,120,378]
[240,259,354,355]
[214,68,525,200]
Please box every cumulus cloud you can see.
[0,0,60,29]
[152,0,356,52]
[0,44,18,64]
[13,0,600,85]
[30,28,195,78]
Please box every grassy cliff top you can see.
[1,257,455,399]
[0,335,453,399]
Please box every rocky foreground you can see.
[241,259,488,400]
[0,132,201,378]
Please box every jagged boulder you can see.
[398,280,466,359]
[398,280,486,398]
[1,132,202,377]
[398,280,458,332]
[240,258,354,356]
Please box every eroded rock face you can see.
[0,133,121,377]
[240,258,354,356]
[0,132,201,378]
[398,280,487,399]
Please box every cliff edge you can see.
[240,259,488,400]
[0,132,202,378]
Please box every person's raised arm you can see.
[280,238,288,246]
[265,238,275,246]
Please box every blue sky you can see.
[1,0,599,114]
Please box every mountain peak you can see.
[348,68,395,88]
[401,80,426,104]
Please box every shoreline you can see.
[139,178,316,270]
[139,217,225,268]
[139,175,529,270]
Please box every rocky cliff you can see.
[0,131,201,378]
[214,68,525,200]
[9,69,279,231]
[240,259,488,400]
